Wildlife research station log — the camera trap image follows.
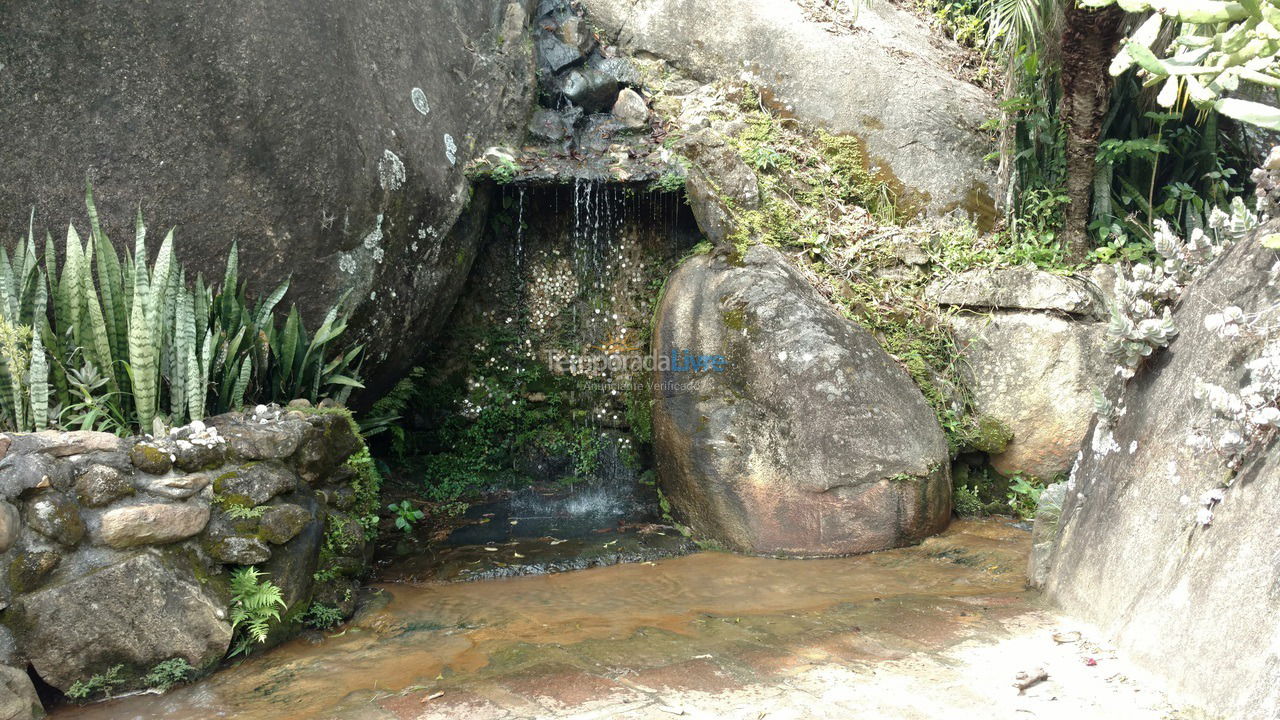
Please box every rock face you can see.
[0,1,535,395]
[930,269,1108,479]
[676,131,760,249]
[12,553,231,691]
[0,406,375,705]
[0,665,41,720]
[1044,228,1280,718]
[652,245,951,555]
[579,0,997,221]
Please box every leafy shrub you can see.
[387,499,424,533]
[228,567,286,657]
[302,603,345,630]
[1005,475,1043,520]
[144,658,195,691]
[0,186,363,434]
[66,664,125,701]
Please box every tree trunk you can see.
[1059,3,1125,262]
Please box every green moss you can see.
[968,414,1014,454]
[721,307,749,332]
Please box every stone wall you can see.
[0,405,376,709]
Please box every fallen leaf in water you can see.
[603,540,617,547]
[513,552,525,558]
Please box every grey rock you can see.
[676,130,758,248]
[22,493,84,547]
[557,17,595,53]
[129,442,174,475]
[208,535,271,565]
[0,626,24,669]
[528,108,572,142]
[172,438,227,472]
[537,33,584,73]
[96,502,210,548]
[259,504,313,545]
[580,0,998,221]
[74,465,135,507]
[210,416,306,461]
[292,413,363,484]
[260,493,324,646]
[2,430,123,458]
[0,503,18,554]
[213,463,298,505]
[611,88,650,130]
[0,1,535,397]
[10,552,231,692]
[499,1,528,55]
[0,664,42,720]
[0,454,70,501]
[561,68,619,112]
[1045,222,1280,718]
[651,245,951,555]
[137,472,211,500]
[590,55,643,87]
[946,312,1107,479]
[8,550,60,595]
[927,267,1105,318]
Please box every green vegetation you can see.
[387,499,425,533]
[228,566,286,657]
[1005,474,1044,519]
[491,157,519,185]
[1086,0,1280,127]
[0,186,363,434]
[66,664,125,701]
[143,658,195,692]
[224,504,266,520]
[648,170,687,193]
[302,602,345,630]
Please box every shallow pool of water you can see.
[53,520,1033,720]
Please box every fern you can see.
[228,566,286,657]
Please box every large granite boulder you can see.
[1044,225,1280,718]
[0,0,535,395]
[579,0,997,222]
[651,245,951,555]
[930,268,1108,479]
[7,552,231,691]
